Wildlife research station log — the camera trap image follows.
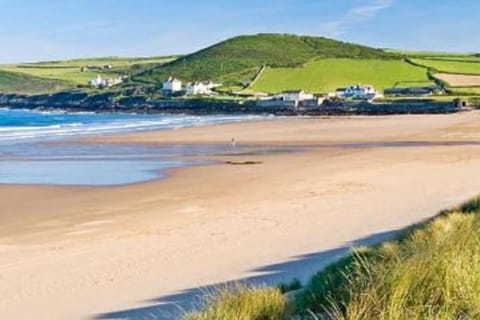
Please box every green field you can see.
[251,58,434,93]
[0,70,70,94]
[387,49,474,58]
[411,58,480,75]
[25,56,178,68]
[420,56,480,63]
[448,86,480,95]
[0,56,177,86]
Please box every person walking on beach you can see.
[231,138,236,149]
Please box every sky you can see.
[0,0,478,63]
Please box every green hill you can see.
[135,33,399,88]
[0,70,70,94]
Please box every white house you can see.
[274,90,314,102]
[90,75,105,88]
[186,82,211,95]
[342,85,377,99]
[205,81,222,90]
[90,75,126,88]
[185,81,222,95]
[163,77,182,92]
[257,90,323,110]
[104,76,125,87]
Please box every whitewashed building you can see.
[257,90,324,110]
[90,75,126,88]
[90,75,105,88]
[185,81,222,95]
[342,85,377,99]
[163,77,182,92]
[274,90,314,102]
[186,82,210,95]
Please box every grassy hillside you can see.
[0,56,177,87]
[251,58,433,93]
[0,70,70,94]
[186,196,480,320]
[0,65,107,86]
[136,33,398,87]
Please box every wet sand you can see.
[2,113,480,319]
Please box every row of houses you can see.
[340,84,379,100]
[162,77,221,96]
[384,85,445,97]
[256,84,382,110]
[256,90,326,110]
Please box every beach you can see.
[3,112,480,319]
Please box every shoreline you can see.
[0,91,465,117]
[3,112,480,319]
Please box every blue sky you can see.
[0,0,478,63]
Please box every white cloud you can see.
[321,0,394,37]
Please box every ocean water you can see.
[0,108,271,186]
[0,108,267,144]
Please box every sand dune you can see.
[2,113,480,319]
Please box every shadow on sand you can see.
[95,228,401,320]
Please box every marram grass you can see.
[185,196,480,320]
[300,196,480,319]
[184,285,287,320]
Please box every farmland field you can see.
[411,58,480,75]
[251,58,433,93]
[421,56,480,62]
[435,73,480,87]
[387,49,474,58]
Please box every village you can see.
[159,76,447,111]
[84,69,449,113]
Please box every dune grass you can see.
[251,58,433,94]
[185,196,480,320]
[184,286,287,320]
[299,197,480,319]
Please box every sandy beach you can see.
[3,112,480,319]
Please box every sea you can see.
[0,108,272,186]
